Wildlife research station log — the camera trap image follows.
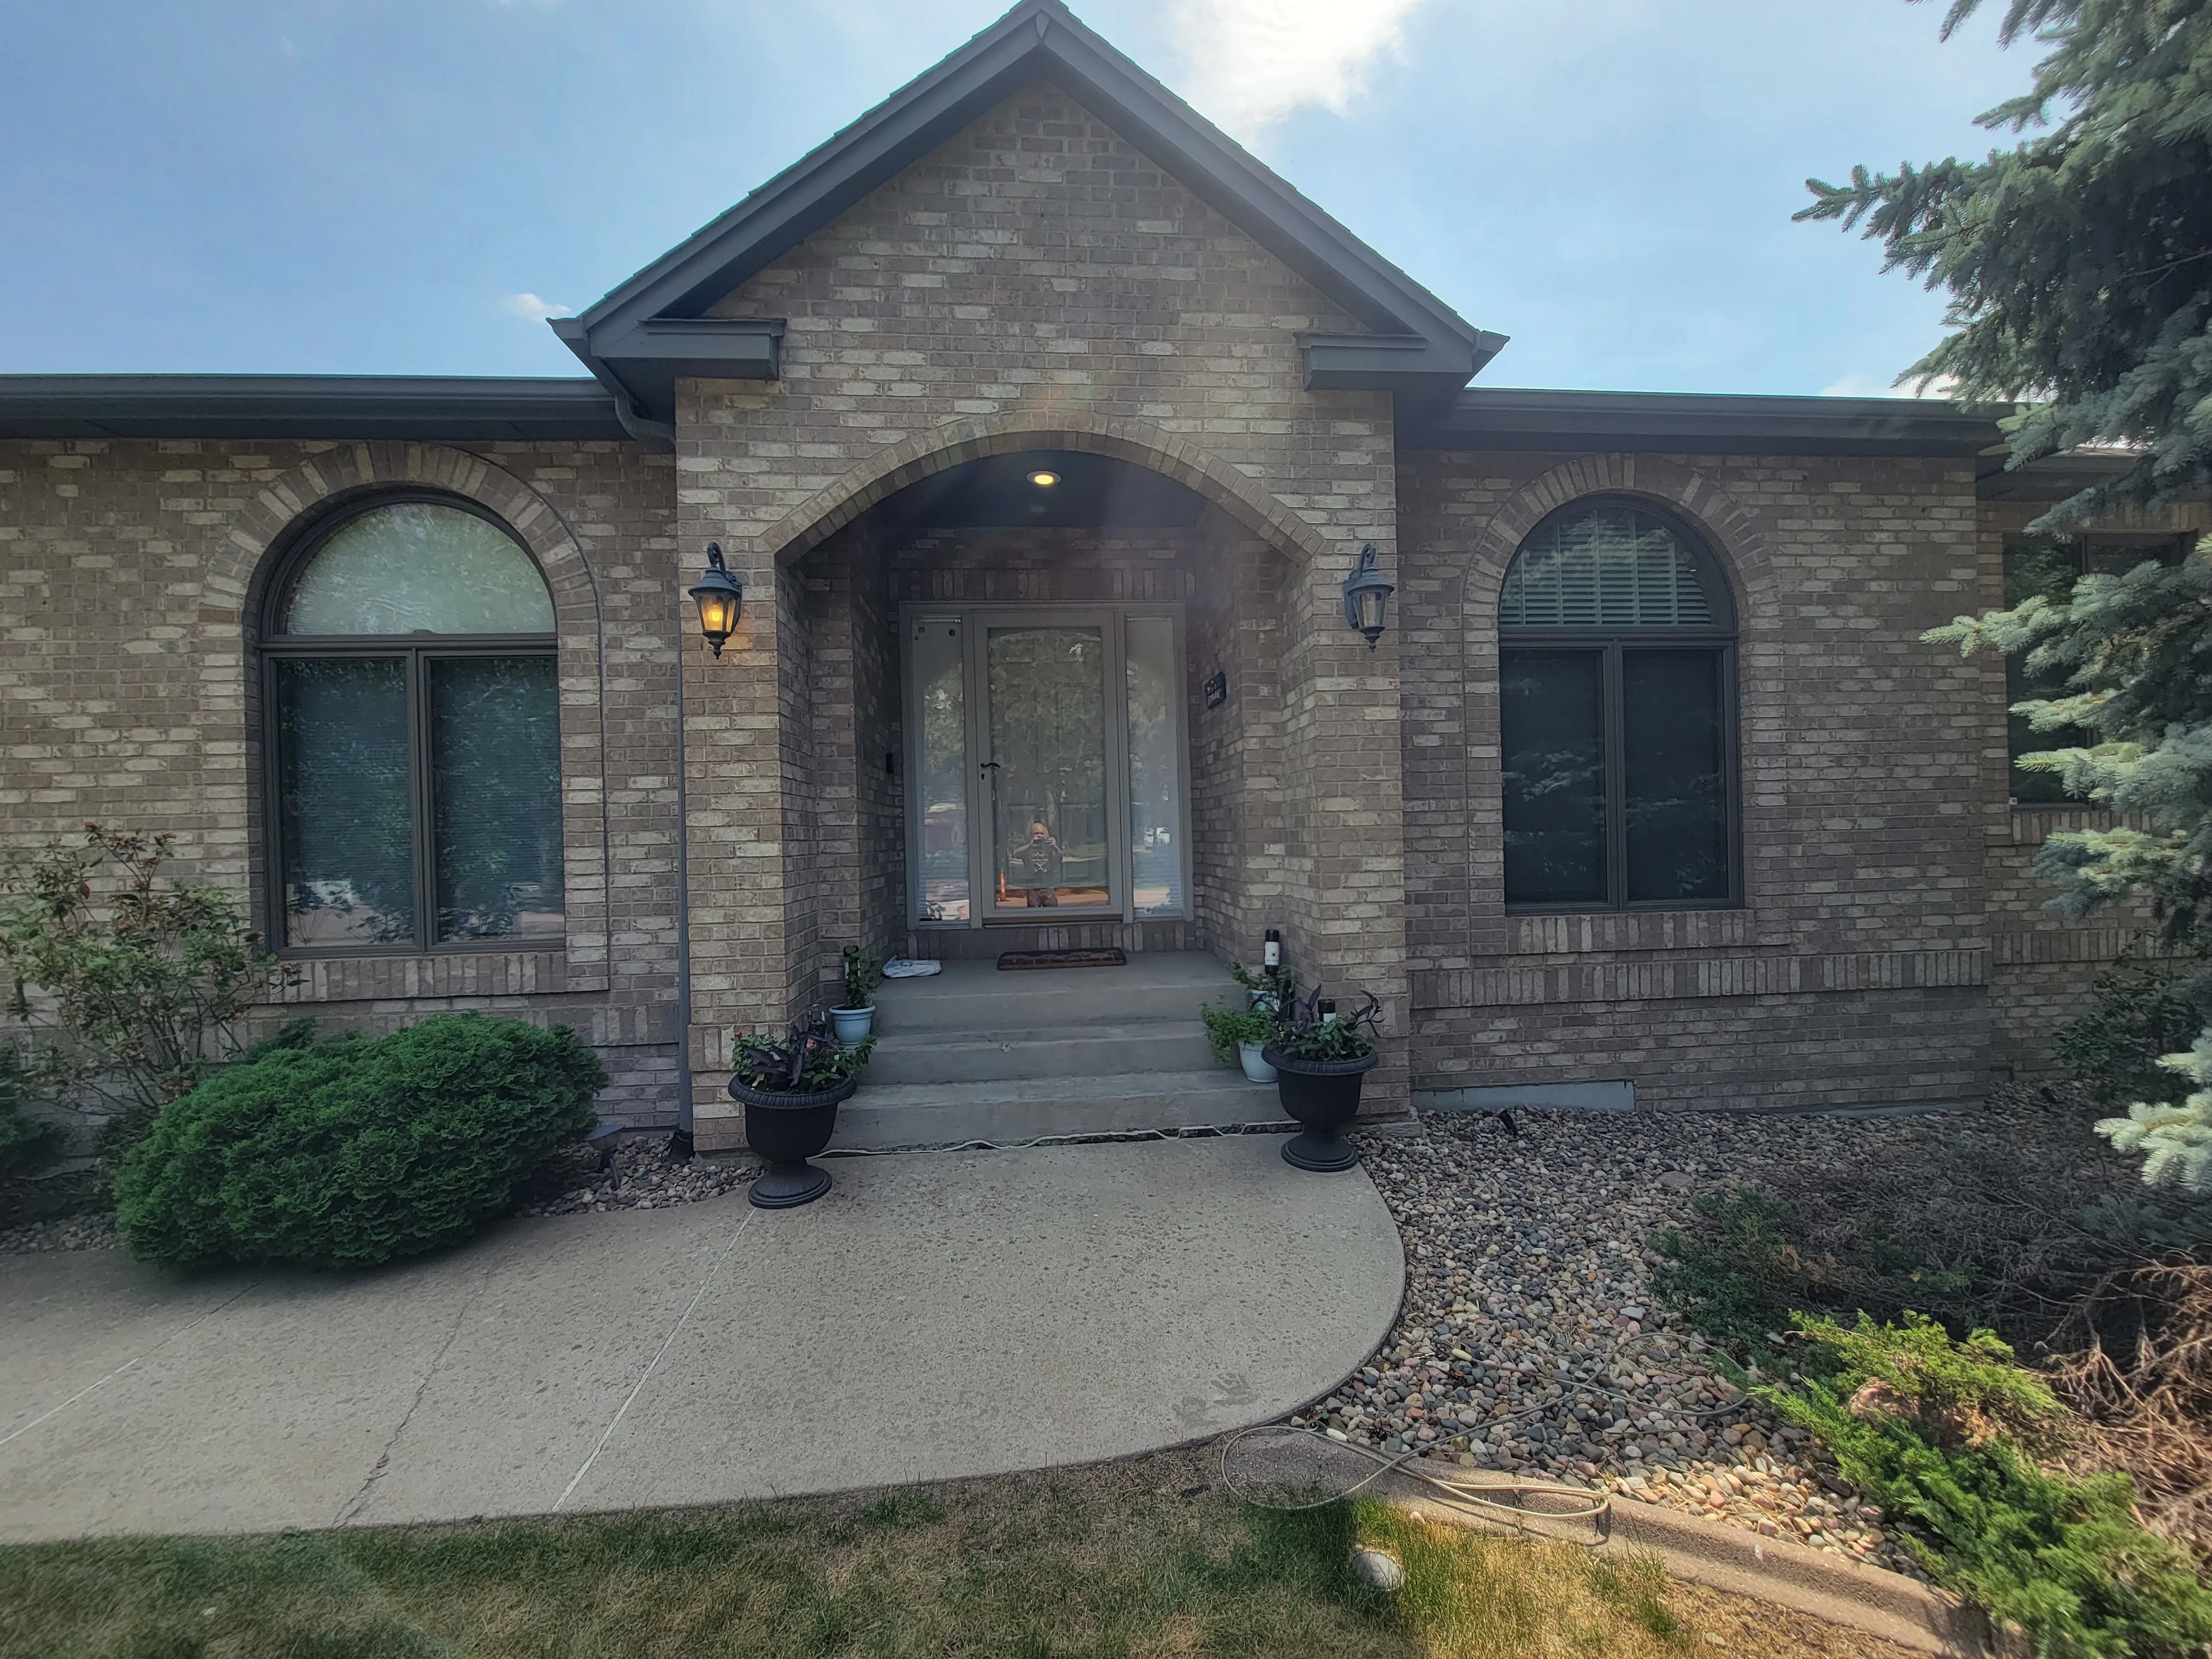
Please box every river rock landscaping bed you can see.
[1291,1105,1975,1576]
[0,1208,118,1254]
[515,1135,760,1217]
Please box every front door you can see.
[982,620,1115,915]
[904,605,1190,928]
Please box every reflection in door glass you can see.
[988,627,1110,909]
[912,618,969,921]
[1125,616,1183,916]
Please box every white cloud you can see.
[1168,0,1429,137]
[500,291,573,323]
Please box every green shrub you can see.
[2055,956,2206,1113]
[1761,1314,2212,1659]
[1791,1311,2062,1445]
[1652,1186,1979,1367]
[1,825,292,1154]
[112,1014,603,1269]
[1650,1187,1829,1364]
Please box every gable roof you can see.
[555,0,1503,425]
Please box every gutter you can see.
[0,374,633,442]
[1403,387,2005,459]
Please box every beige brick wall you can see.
[667,82,1412,1143]
[1397,447,1996,1109]
[11,79,2120,1138]
[0,436,686,1121]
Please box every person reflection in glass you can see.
[1011,818,1063,907]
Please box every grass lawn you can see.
[0,1449,1921,1659]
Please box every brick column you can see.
[1280,536,1411,1113]
[675,396,799,1150]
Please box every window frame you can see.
[1498,496,1743,914]
[258,492,563,958]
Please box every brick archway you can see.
[1459,453,1778,629]
[222,442,598,625]
[747,411,1340,573]
[1456,454,1783,945]
[218,443,613,984]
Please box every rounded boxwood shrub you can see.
[114,1013,605,1269]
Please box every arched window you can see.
[262,497,564,951]
[1498,497,1738,910]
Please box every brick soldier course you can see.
[1,0,2194,1150]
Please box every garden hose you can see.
[1220,1424,1612,1532]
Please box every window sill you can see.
[2004,804,2131,846]
[1506,909,1754,955]
[269,946,600,1002]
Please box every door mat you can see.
[997,948,1127,971]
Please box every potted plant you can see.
[832,946,883,1046]
[1231,958,1293,1016]
[1261,985,1382,1172]
[1202,999,1277,1083]
[727,1013,872,1208]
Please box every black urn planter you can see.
[729,1074,855,1208]
[1261,1045,1378,1172]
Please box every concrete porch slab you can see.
[0,1136,1402,1541]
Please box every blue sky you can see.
[0,0,2032,396]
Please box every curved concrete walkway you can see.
[0,1135,1402,1540]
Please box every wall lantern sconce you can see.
[689,541,744,658]
[1341,543,1394,650]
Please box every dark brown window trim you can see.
[257,492,565,960]
[1496,639,1743,915]
[1498,496,1743,914]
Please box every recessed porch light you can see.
[1027,468,1061,488]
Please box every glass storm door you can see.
[904,606,1190,927]
[983,623,1115,915]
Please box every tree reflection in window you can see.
[265,498,564,951]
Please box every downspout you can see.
[565,313,688,1149]
[612,398,678,451]
[668,540,695,1159]
[669,578,697,1161]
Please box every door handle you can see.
[979,760,1000,775]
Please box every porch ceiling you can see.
[869,448,1205,530]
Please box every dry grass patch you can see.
[0,1448,1924,1658]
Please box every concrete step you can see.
[828,1068,1289,1151]
[872,952,1238,1036]
[867,1021,1217,1085]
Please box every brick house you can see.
[3,0,2202,1152]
